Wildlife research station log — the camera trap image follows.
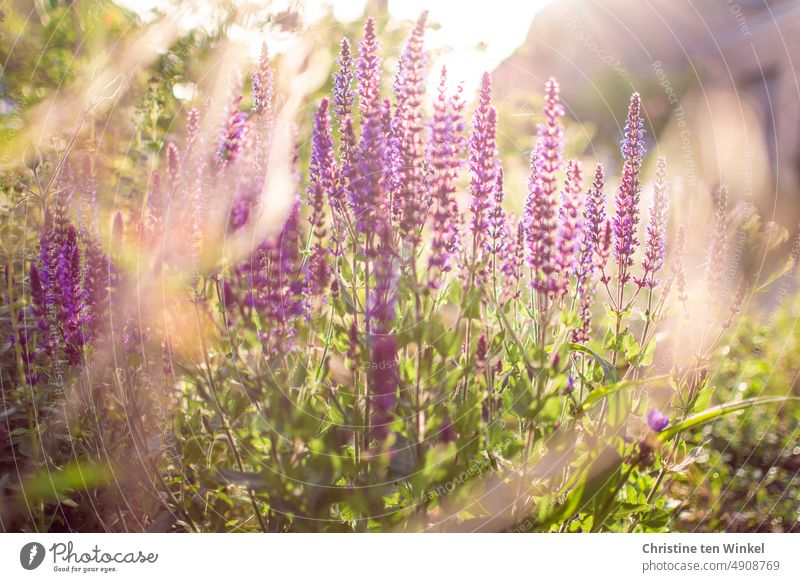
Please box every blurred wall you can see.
[494,0,800,230]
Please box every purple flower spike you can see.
[333,38,356,216]
[538,78,565,200]
[487,165,509,267]
[571,165,606,343]
[186,107,201,151]
[706,186,728,295]
[555,159,583,296]
[215,76,249,170]
[524,150,553,290]
[674,224,688,302]
[166,141,180,190]
[468,73,498,269]
[637,156,669,289]
[428,67,466,286]
[248,44,274,177]
[392,12,429,248]
[351,18,387,233]
[357,18,382,118]
[55,224,85,364]
[476,333,488,371]
[525,78,565,297]
[81,234,111,341]
[307,98,336,293]
[647,408,669,432]
[572,294,594,343]
[500,217,525,295]
[252,43,274,117]
[613,93,645,283]
[333,38,356,121]
[29,263,47,333]
[597,219,613,278]
[235,193,307,355]
[584,164,607,274]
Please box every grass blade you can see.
[658,396,800,440]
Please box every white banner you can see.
[1,533,798,581]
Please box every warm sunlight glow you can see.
[116,0,551,93]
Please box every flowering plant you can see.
[2,12,797,533]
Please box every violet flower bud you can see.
[563,375,575,395]
[476,333,488,371]
[647,408,669,432]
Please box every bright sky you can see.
[115,0,551,94]
[306,0,551,93]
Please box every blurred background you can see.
[5,0,798,253]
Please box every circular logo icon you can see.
[20,542,46,570]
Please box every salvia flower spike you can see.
[637,156,670,289]
[525,79,565,297]
[467,72,498,275]
[392,11,429,248]
[307,98,336,294]
[427,66,465,286]
[706,185,729,297]
[352,17,387,234]
[613,92,645,284]
[555,159,584,296]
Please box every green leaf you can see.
[340,256,353,282]
[462,287,483,319]
[568,343,620,383]
[579,379,633,410]
[535,446,624,529]
[540,395,563,422]
[622,333,640,361]
[637,338,656,367]
[692,386,715,413]
[22,462,113,504]
[639,507,670,529]
[579,374,670,411]
[431,320,460,358]
[606,387,629,429]
[658,396,800,440]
